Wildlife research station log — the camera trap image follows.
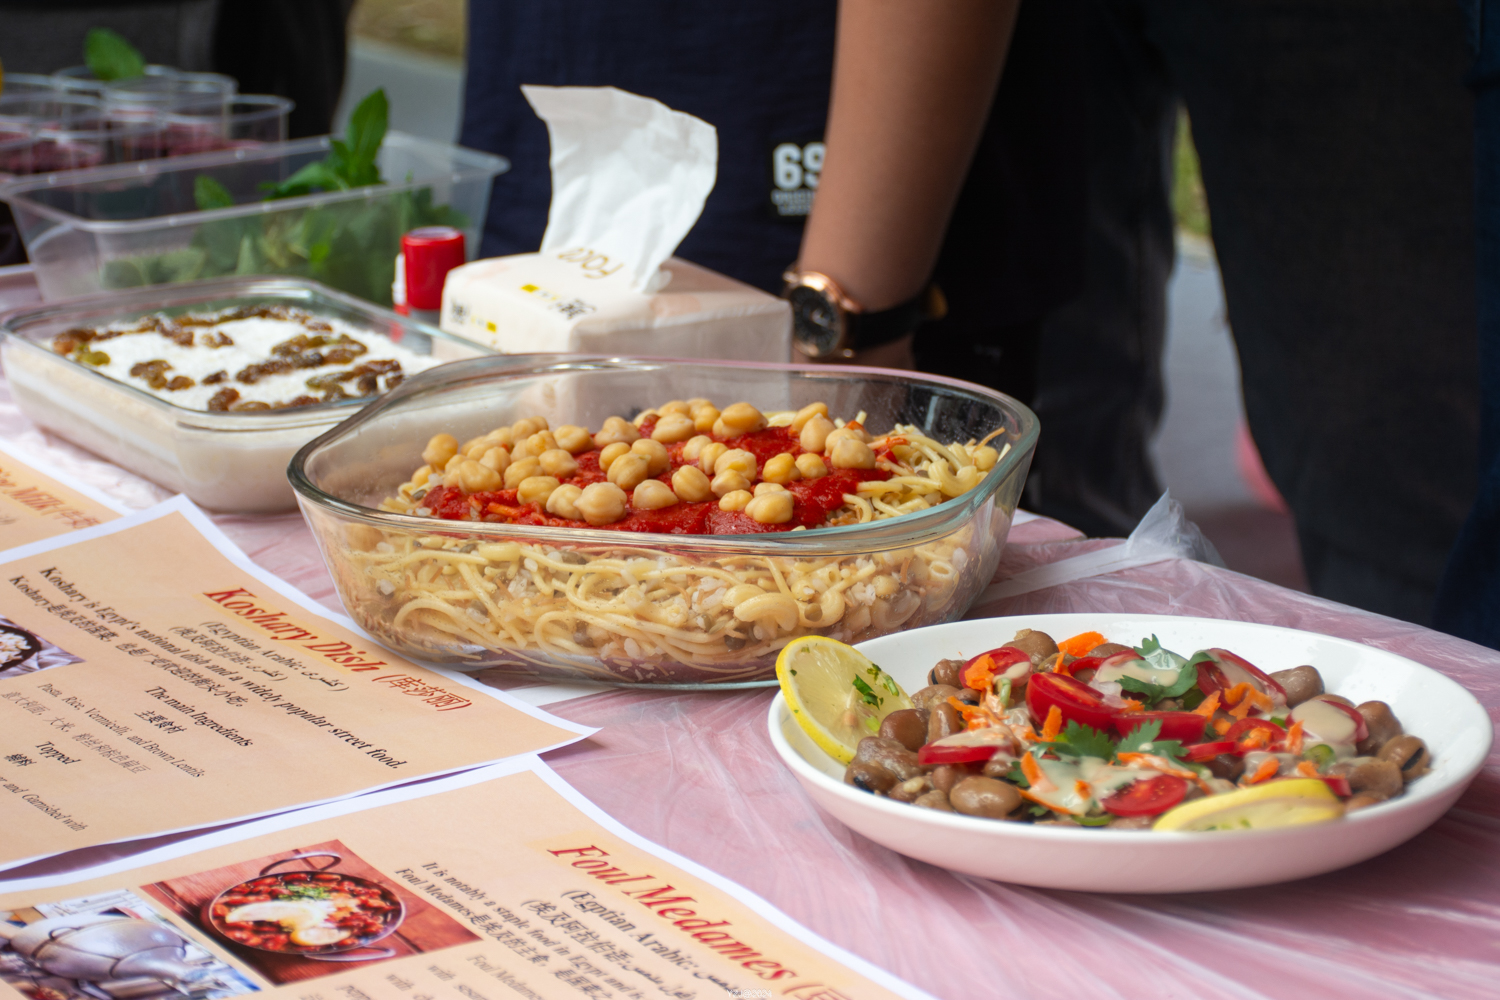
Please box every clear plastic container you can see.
[289,357,1039,687]
[0,276,493,512]
[0,132,508,304]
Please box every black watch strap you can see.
[847,286,945,349]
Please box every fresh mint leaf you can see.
[1037,720,1117,761]
[194,176,235,211]
[85,27,144,82]
[344,88,389,185]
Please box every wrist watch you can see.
[782,267,947,359]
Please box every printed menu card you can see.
[0,439,125,551]
[0,759,929,1000]
[0,497,591,869]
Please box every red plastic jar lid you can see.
[402,226,466,310]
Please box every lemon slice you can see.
[776,636,913,764]
[1153,778,1343,832]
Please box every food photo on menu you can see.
[0,12,1498,998]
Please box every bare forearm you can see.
[799,0,1018,310]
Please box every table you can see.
[1,277,1496,998]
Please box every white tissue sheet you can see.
[440,85,791,362]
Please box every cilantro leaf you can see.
[1036,720,1117,761]
[85,28,144,82]
[1116,720,1190,765]
[1004,759,1029,788]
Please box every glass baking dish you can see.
[0,275,492,513]
[290,357,1039,687]
[0,131,506,304]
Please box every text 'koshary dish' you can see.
[301,368,1033,686]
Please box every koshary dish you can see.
[292,358,1038,685]
[768,615,1491,892]
[51,304,437,412]
[366,400,1001,663]
[822,628,1429,830]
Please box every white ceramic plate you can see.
[768,614,1493,893]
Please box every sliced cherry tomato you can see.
[1100,774,1190,817]
[1184,740,1238,762]
[961,646,1031,691]
[1026,672,1115,732]
[1114,711,1208,743]
[916,743,998,766]
[1319,774,1352,797]
[1206,648,1289,703]
[1317,699,1371,744]
[1053,655,1104,679]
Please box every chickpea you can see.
[607,453,652,491]
[672,465,714,502]
[478,446,510,475]
[829,437,877,470]
[825,425,869,450]
[444,453,466,473]
[651,412,697,443]
[682,435,712,461]
[511,416,547,437]
[631,409,658,428]
[631,438,671,475]
[685,397,713,409]
[503,457,541,489]
[790,401,829,433]
[456,460,502,493]
[633,480,679,509]
[546,484,585,519]
[423,433,458,468]
[553,424,594,454]
[799,414,835,453]
[693,404,720,433]
[698,441,729,474]
[517,475,561,506]
[711,469,752,497]
[462,431,500,458]
[599,441,631,471]
[754,481,787,496]
[714,448,757,478]
[718,489,753,512]
[409,463,434,486]
[593,416,640,448]
[795,453,829,479]
[576,482,628,525]
[761,452,801,484]
[972,445,1000,471]
[539,448,579,478]
[659,399,692,416]
[745,491,794,524]
[717,402,767,435]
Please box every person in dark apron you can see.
[458,1,1162,537]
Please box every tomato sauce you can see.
[419,423,890,534]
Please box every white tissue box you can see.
[439,253,791,362]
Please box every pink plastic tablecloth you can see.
[1,366,1497,1000]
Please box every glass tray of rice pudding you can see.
[0,276,493,512]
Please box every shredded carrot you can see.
[1018,787,1084,816]
[1247,758,1280,784]
[1229,697,1255,721]
[946,696,986,730]
[1284,720,1305,755]
[1074,779,1094,801]
[1213,717,1232,736]
[1296,760,1319,778]
[1057,631,1107,658]
[962,654,995,692]
[1192,691,1221,717]
[1020,753,1045,789]
[1239,727,1272,751]
[1223,682,1252,707]
[1117,698,1145,713]
[1041,705,1064,741]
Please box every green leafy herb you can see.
[1179,686,1206,711]
[850,675,882,708]
[194,176,235,211]
[85,28,145,82]
[996,677,1012,709]
[875,668,900,697]
[279,884,331,900]
[1116,720,1190,765]
[1036,720,1118,761]
[262,89,389,199]
[1004,759,1029,788]
[1027,804,1051,818]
